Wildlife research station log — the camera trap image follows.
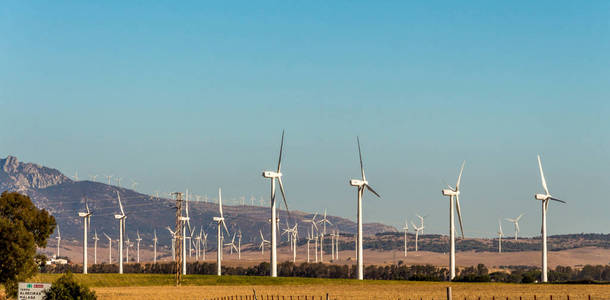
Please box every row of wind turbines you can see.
[65,132,564,283]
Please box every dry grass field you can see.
[8,274,608,300]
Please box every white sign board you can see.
[18,282,51,300]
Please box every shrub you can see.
[43,272,96,300]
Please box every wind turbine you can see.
[505,213,525,240]
[213,188,230,276]
[93,230,99,265]
[166,226,176,261]
[261,130,290,277]
[136,230,142,263]
[237,230,242,260]
[78,198,92,274]
[317,209,332,262]
[194,228,202,261]
[178,190,192,275]
[497,219,504,253]
[125,234,131,263]
[334,229,340,260]
[411,221,424,252]
[259,230,270,255]
[103,233,112,263]
[153,229,158,264]
[113,191,126,274]
[306,230,314,262]
[403,219,409,257]
[55,225,61,258]
[535,155,566,282]
[225,233,238,255]
[202,229,208,260]
[349,137,381,280]
[441,161,466,280]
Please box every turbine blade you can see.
[516,213,525,221]
[537,155,550,195]
[357,137,366,181]
[456,161,465,190]
[277,177,291,219]
[277,130,285,172]
[365,184,381,198]
[455,195,465,239]
[550,197,566,203]
[218,188,224,218]
[116,191,125,216]
[222,220,230,236]
[515,222,520,233]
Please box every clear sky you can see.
[1,1,609,237]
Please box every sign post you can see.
[18,282,51,300]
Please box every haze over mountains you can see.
[0,156,396,247]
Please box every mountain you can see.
[0,156,397,247]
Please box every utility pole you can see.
[173,192,183,286]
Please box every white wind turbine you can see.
[136,230,142,263]
[55,225,61,258]
[349,137,381,280]
[441,161,466,280]
[329,231,336,260]
[202,229,208,260]
[317,209,332,262]
[535,155,566,282]
[306,230,314,262]
[505,213,525,240]
[237,230,242,260]
[78,199,92,274]
[103,233,112,263]
[213,188,230,276]
[93,230,99,265]
[113,191,126,274]
[194,228,202,261]
[334,229,340,260]
[166,227,176,261]
[225,233,238,255]
[259,230,270,255]
[497,219,504,253]
[179,190,192,274]
[153,229,158,264]
[125,234,131,263]
[261,130,290,277]
[403,219,409,257]
[411,221,424,252]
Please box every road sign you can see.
[18,282,51,300]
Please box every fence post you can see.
[326,293,329,300]
[447,287,452,300]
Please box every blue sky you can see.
[1,1,609,237]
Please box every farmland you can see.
[11,274,610,300]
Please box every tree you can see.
[0,191,56,297]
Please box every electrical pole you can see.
[173,192,183,286]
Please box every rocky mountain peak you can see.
[0,156,71,192]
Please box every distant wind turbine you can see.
[213,188,230,276]
[505,213,525,240]
[103,232,112,263]
[78,198,92,274]
[497,219,504,253]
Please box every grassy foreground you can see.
[12,274,610,300]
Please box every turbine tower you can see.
[403,219,409,257]
[349,137,381,280]
[78,199,92,274]
[261,131,290,277]
[136,230,142,263]
[441,161,466,280]
[103,233,112,263]
[202,229,208,260]
[497,219,504,253]
[113,191,126,274]
[534,155,566,283]
[505,213,525,240]
[93,230,99,265]
[153,229,158,264]
[213,188,230,276]
[55,225,61,258]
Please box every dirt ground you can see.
[42,241,610,268]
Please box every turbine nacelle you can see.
[213,217,224,222]
[78,212,91,217]
[535,193,548,201]
[262,171,282,178]
[114,214,125,219]
[349,179,367,187]
[179,216,190,221]
[442,189,459,196]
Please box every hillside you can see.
[0,156,396,248]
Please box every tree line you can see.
[42,261,610,283]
